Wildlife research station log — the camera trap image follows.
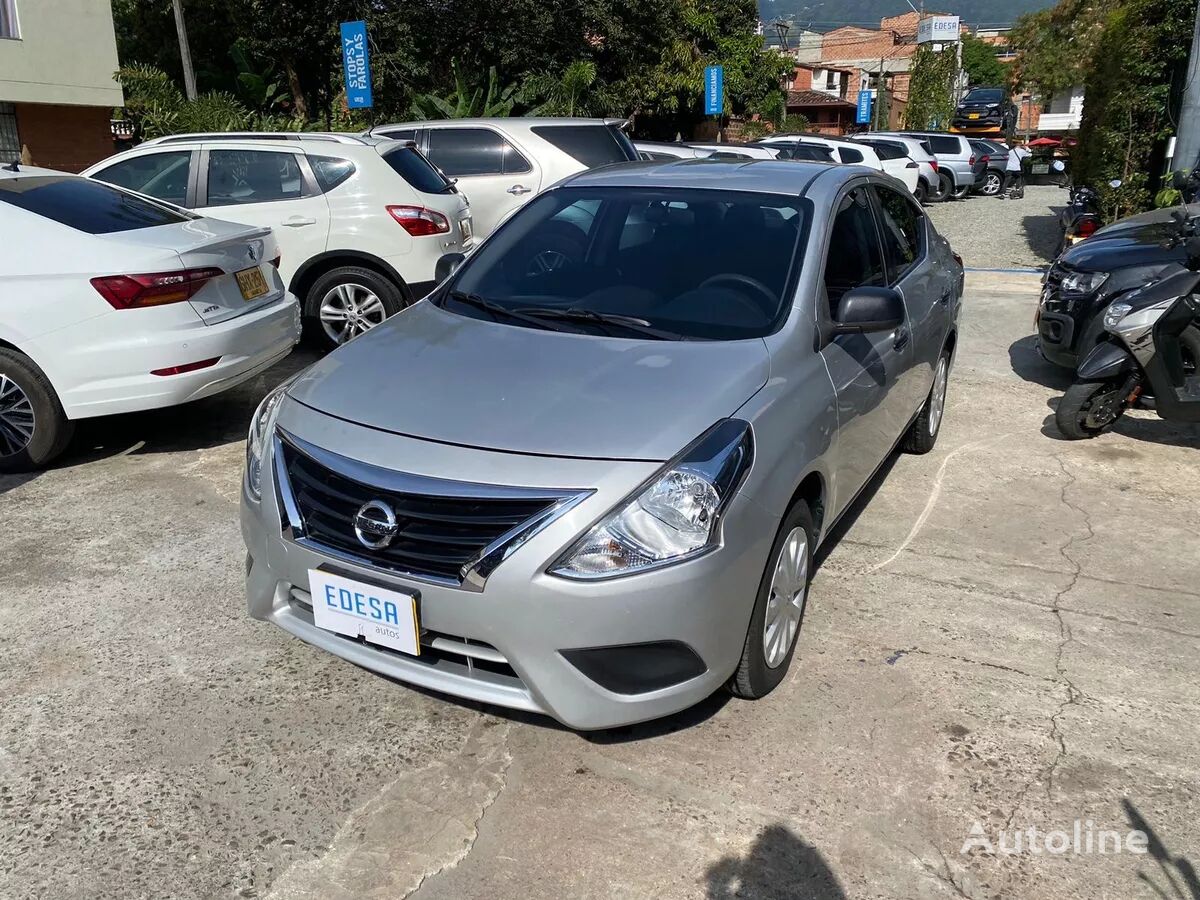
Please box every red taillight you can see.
[151,357,221,377]
[930,160,939,172]
[387,205,450,237]
[270,254,281,269]
[980,154,990,164]
[90,267,223,310]
[1077,218,1099,238]
[969,155,976,166]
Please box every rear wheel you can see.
[981,171,1002,196]
[1056,379,1127,440]
[0,349,73,473]
[937,171,956,201]
[304,266,407,351]
[951,182,971,200]
[729,501,815,699]
[903,351,951,454]
[914,181,928,205]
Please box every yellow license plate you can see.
[236,266,269,302]
[968,113,980,119]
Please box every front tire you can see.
[729,501,815,699]
[1056,380,1128,439]
[903,351,951,454]
[0,348,73,473]
[304,266,407,351]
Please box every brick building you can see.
[0,0,123,172]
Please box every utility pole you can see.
[171,0,198,101]
[1173,0,1200,171]
[873,58,884,130]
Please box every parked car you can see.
[241,158,962,729]
[1037,204,1200,370]
[759,134,884,169]
[969,139,1007,197]
[751,141,836,163]
[635,142,714,160]
[853,134,939,203]
[684,143,780,160]
[369,118,639,237]
[84,133,472,350]
[880,131,982,200]
[951,87,1018,137]
[0,167,300,472]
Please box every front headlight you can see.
[1103,302,1133,330]
[1060,271,1109,295]
[551,419,753,579]
[245,377,296,501]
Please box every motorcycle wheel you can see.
[1056,380,1128,440]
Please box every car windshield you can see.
[441,186,806,340]
[964,89,1004,103]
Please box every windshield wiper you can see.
[444,291,569,331]
[512,306,684,340]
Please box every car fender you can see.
[1078,340,1135,380]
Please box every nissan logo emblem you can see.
[353,500,399,550]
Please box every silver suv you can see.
[879,131,982,200]
[242,159,962,729]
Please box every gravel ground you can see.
[927,183,1066,270]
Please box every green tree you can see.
[902,46,958,131]
[960,33,1007,88]
[408,63,520,119]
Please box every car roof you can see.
[373,117,623,130]
[0,163,64,179]
[141,131,382,147]
[559,158,849,194]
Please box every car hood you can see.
[286,301,771,461]
[1061,210,1189,272]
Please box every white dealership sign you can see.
[917,15,960,43]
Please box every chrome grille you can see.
[275,430,583,588]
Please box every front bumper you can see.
[242,400,778,730]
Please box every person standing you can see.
[1000,141,1031,198]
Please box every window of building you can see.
[0,103,19,162]
[0,0,19,40]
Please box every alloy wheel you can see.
[0,374,35,457]
[319,282,388,345]
[929,357,949,437]
[762,526,809,669]
[983,172,1001,196]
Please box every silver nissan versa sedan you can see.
[242,159,963,729]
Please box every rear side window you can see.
[865,141,906,160]
[91,150,192,206]
[0,176,193,234]
[206,150,305,205]
[530,125,635,167]
[381,146,452,194]
[824,188,885,310]
[927,135,963,155]
[780,144,833,162]
[379,128,417,143]
[838,147,865,164]
[310,156,356,192]
[425,127,530,177]
[873,185,922,281]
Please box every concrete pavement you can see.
[2,278,1198,900]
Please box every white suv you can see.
[84,133,473,349]
[369,118,638,238]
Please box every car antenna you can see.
[3,159,18,172]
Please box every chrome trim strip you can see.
[428,637,509,664]
[272,427,592,592]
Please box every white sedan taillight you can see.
[90,267,223,310]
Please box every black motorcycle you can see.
[1056,185,1200,439]
[1056,184,1102,256]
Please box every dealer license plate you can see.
[309,569,420,656]
[236,266,270,302]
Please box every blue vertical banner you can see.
[704,65,724,116]
[340,21,373,109]
[856,89,874,125]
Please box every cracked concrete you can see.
[2,278,1199,899]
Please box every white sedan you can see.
[0,166,300,471]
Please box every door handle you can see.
[893,326,911,351]
[506,184,531,196]
[282,216,317,227]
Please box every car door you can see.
[870,181,948,413]
[87,148,197,207]
[422,126,541,238]
[195,145,331,287]
[819,183,915,515]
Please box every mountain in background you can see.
[757,0,1053,31]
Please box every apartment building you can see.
[0,0,123,171]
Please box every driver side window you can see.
[823,188,885,313]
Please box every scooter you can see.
[1057,184,1102,254]
[1055,231,1200,439]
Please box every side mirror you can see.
[1171,170,1189,191]
[831,286,906,335]
[435,252,466,283]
